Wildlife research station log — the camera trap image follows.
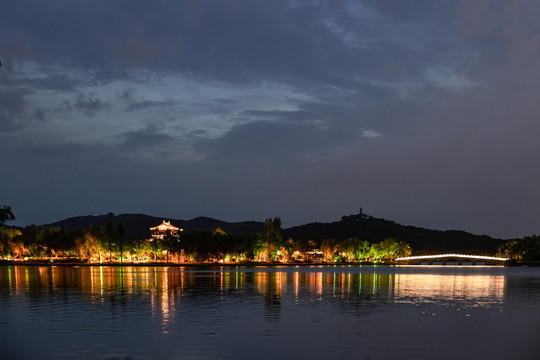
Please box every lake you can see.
[0,265,539,360]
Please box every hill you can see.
[44,212,507,255]
[283,213,506,255]
[45,213,264,239]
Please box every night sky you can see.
[1,1,539,239]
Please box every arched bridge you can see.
[395,254,508,265]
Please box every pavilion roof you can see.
[150,220,180,231]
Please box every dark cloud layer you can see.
[2,1,540,238]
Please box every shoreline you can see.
[0,259,390,267]
[0,259,520,267]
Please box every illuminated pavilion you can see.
[149,220,182,240]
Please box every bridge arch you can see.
[395,254,508,265]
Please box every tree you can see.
[291,238,314,260]
[76,230,102,262]
[370,243,383,261]
[117,223,127,263]
[263,217,285,261]
[253,233,270,262]
[375,238,412,261]
[149,235,163,262]
[162,230,179,263]
[339,237,371,261]
[497,235,540,265]
[321,239,339,262]
[0,205,15,225]
[0,227,21,258]
[106,221,116,262]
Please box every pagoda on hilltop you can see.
[149,220,182,240]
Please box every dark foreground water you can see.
[0,265,539,360]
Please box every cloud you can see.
[0,88,27,132]
[0,1,460,87]
[74,92,110,114]
[361,129,382,138]
[2,1,540,238]
[19,73,80,91]
[33,109,45,122]
[115,124,179,155]
[425,67,478,92]
[126,99,179,112]
[239,110,315,124]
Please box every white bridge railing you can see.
[395,254,508,261]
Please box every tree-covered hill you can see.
[283,213,506,255]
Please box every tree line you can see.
[0,209,412,263]
[496,235,540,266]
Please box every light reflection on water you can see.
[393,270,505,307]
[1,265,539,360]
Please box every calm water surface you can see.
[0,265,539,360]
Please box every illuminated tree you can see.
[497,236,540,265]
[357,239,372,261]
[373,238,411,261]
[0,227,21,258]
[76,232,99,261]
[228,233,254,262]
[370,243,383,261]
[291,239,314,261]
[263,217,285,261]
[321,239,339,261]
[212,227,226,236]
[253,233,270,261]
[17,225,46,258]
[162,230,180,263]
[339,237,371,261]
[106,221,116,262]
[149,236,161,262]
[117,223,127,263]
[8,238,27,259]
[394,240,412,258]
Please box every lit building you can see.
[150,220,182,240]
